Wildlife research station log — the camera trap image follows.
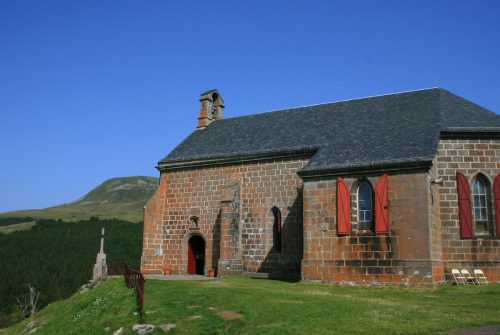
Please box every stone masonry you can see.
[141,156,308,278]
[433,137,500,282]
[301,172,435,285]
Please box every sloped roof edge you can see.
[158,88,499,174]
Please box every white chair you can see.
[460,269,476,285]
[452,269,466,285]
[474,269,488,285]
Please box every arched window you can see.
[272,206,282,252]
[472,175,491,234]
[357,182,373,230]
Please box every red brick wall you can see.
[301,172,435,285]
[141,157,308,276]
[435,138,500,282]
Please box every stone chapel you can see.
[141,88,500,285]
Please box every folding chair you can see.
[473,269,488,285]
[452,269,466,285]
[461,269,476,285]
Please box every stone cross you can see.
[92,227,108,281]
[99,227,105,254]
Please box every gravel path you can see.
[144,274,217,281]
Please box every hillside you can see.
[1,278,499,335]
[0,176,158,223]
[0,218,143,328]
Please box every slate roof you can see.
[158,88,500,175]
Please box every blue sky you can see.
[1,0,499,212]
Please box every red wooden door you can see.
[187,241,196,274]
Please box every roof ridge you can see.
[161,88,497,174]
[281,87,443,110]
[221,87,443,121]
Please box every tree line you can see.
[0,217,35,227]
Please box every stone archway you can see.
[187,235,206,275]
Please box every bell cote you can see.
[197,89,224,129]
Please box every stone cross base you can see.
[92,254,107,281]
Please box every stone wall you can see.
[141,156,308,277]
[428,161,445,282]
[435,138,500,282]
[141,137,500,284]
[301,172,434,285]
[141,175,167,273]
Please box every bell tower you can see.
[197,89,224,129]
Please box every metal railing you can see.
[106,259,124,276]
[124,262,145,322]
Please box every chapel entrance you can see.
[187,235,205,275]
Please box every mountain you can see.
[71,176,158,206]
[0,176,158,223]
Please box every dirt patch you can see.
[449,326,500,335]
[187,305,202,309]
[218,311,243,320]
[187,315,202,320]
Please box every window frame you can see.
[357,181,374,231]
[471,174,492,236]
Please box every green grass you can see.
[0,279,137,335]
[2,278,499,335]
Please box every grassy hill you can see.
[0,176,158,223]
[1,277,499,335]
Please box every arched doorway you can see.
[187,235,205,275]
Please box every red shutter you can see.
[337,177,351,235]
[375,174,389,234]
[493,174,500,238]
[456,171,473,239]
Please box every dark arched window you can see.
[472,174,491,234]
[357,182,373,230]
[272,206,282,252]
